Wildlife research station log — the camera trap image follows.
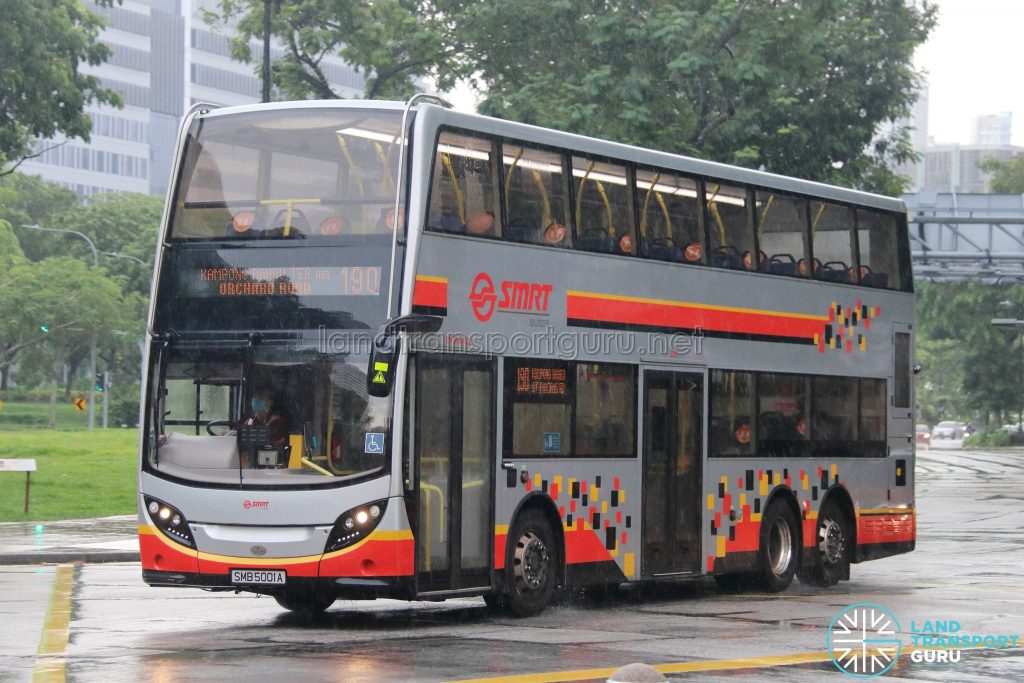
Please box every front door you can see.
[642,369,704,576]
[412,355,494,592]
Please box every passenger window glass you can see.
[857,209,902,290]
[710,370,756,457]
[503,144,569,247]
[635,169,703,264]
[756,192,808,277]
[504,359,572,457]
[757,374,809,457]
[812,376,858,457]
[860,378,887,457]
[810,201,855,283]
[575,363,635,457]
[706,183,754,270]
[571,157,634,255]
[427,131,500,237]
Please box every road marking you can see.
[33,563,75,683]
[447,643,1024,683]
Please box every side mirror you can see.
[366,314,442,398]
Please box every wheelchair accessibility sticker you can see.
[364,433,385,454]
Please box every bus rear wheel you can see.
[757,501,799,592]
[274,590,335,615]
[797,499,851,587]
[504,509,557,617]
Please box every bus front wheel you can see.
[504,509,558,617]
[274,590,335,615]
[797,499,851,587]
[757,501,799,592]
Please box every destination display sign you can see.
[515,365,568,396]
[185,265,381,297]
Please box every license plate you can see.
[231,568,286,585]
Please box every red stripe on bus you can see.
[566,294,823,340]
[857,513,916,544]
[139,530,199,573]
[197,556,320,577]
[413,277,448,310]
[319,538,414,578]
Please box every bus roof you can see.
[195,99,906,215]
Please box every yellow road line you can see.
[33,563,75,683]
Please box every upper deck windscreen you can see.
[169,108,404,241]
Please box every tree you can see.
[0,172,80,260]
[0,0,122,174]
[458,0,935,194]
[980,156,1024,194]
[205,0,461,100]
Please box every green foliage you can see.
[461,0,935,194]
[963,428,1011,449]
[0,429,137,521]
[980,156,1024,194]
[108,382,142,428]
[0,0,122,173]
[916,281,1024,425]
[0,173,79,259]
[206,0,459,99]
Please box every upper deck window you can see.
[169,108,404,240]
[706,183,755,271]
[756,192,808,277]
[856,208,908,290]
[571,157,634,255]
[635,169,703,264]
[427,131,500,237]
[503,143,570,248]
[810,201,855,283]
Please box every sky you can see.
[915,0,1024,146]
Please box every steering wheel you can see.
[207,420,235,436]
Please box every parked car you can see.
[915,424,931,444]
[932,421,963,439]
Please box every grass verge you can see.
[0,430,137,521]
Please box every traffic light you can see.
[95,372,107,392]
[39,324,50,333]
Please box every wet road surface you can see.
[4,446,1024,682]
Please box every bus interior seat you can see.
[817,261,850,282]
[318,216,345,236]
[506,218,541,244]
[577,228,615,253]
[267,208,310,237]
[766,254,800,276]
[859,268,888,288]
[436,214,463,233]
[640,237,683,262]
[712,246,744,270]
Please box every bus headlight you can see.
[144,496,196,548]
[325,500,388,553]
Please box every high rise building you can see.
[972,112,1013,146]
[17,0,366,199]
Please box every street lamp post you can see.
[19,224,99,431]
[102,251,145,265]
[991,317,1024,431]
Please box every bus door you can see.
[641,368,705,577]
[411,355,495,593]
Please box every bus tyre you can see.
[757,501,799,592]
[273,590,335,615]
[797,499,851,587]
[505,509,557,617]
[482,592,507,612]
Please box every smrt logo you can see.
[242,500,269,509]
[469,272,552,322]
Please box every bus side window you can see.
[706,183,755,270]
[810,201,855,283]
[502,143,569,247]
[571,157,635,255]
[709,370,756,457]
[756,192,808,277]
[426,131,500,237]
[635,169,703,264]
[855,209,903,290]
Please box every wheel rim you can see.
[513,530,550,591]
[768,518,793,576]
[818,518,845,566]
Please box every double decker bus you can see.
[139,97,915,616]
